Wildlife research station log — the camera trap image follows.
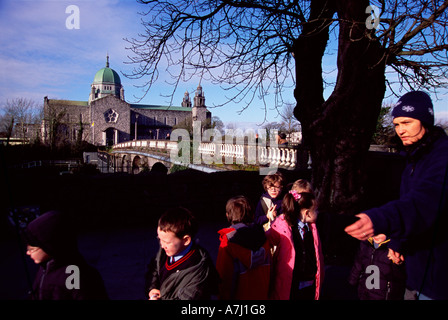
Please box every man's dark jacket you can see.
[365,127,448,299]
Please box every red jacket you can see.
[266,214,324,300]
[216,223,271,300]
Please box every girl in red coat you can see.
[267,189,324,300]
[216,196,271,300]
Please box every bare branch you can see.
[126,0,448,110]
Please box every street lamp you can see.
[134,114,139,141]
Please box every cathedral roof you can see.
[93,55,121,85]
[130,104,192,112]
[47,99,89,106]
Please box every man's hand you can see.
[344,213,374,240]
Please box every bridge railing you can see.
[197,143,298,169]
[113,139,305,169]
[114,140,179,151]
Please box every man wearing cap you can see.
[345,91,448,300]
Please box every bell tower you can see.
[181,90,192,108]
[192,84,208,122]
[193,84,205,109]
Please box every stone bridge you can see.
[96,139,310,174]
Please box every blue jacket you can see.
[254,192,283,225]
[365,127,448,299]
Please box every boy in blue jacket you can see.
[254,172,285,230]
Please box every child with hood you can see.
[216,196,271,300]
[23,210,108,300]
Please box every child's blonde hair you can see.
[291,179,314,194]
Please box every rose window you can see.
[104,109,119,123]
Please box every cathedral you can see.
[42,56,211,146]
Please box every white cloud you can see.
[0,0,144,102]
[2,1,445,126]
[0,0,286,123]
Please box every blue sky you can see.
[0,0,447,128]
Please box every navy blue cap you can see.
[392,91,435,126]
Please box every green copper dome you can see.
[93,56,121,85]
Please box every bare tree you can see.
[294,0,448,214]
[211,116,225,135]
[125,0,448,214]
[0,104,15,144]
[0,98,40,145]
[371,103,396,146]
[262,121,286,137]
[43,104,67,150]
[279,102,301,135]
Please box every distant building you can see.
[42,55,211,146]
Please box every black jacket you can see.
[254,192,283,226]
[145,243,219,300]
[348,238,406,300]
[23,211,108,300]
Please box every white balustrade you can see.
[113,140,300,169]
[289,149,297,168]
[284,149,290,167]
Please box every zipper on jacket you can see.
[385,281,391,300]
[39,268,46,300]
[370,246,375,265]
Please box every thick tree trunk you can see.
[294,0,387,215]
